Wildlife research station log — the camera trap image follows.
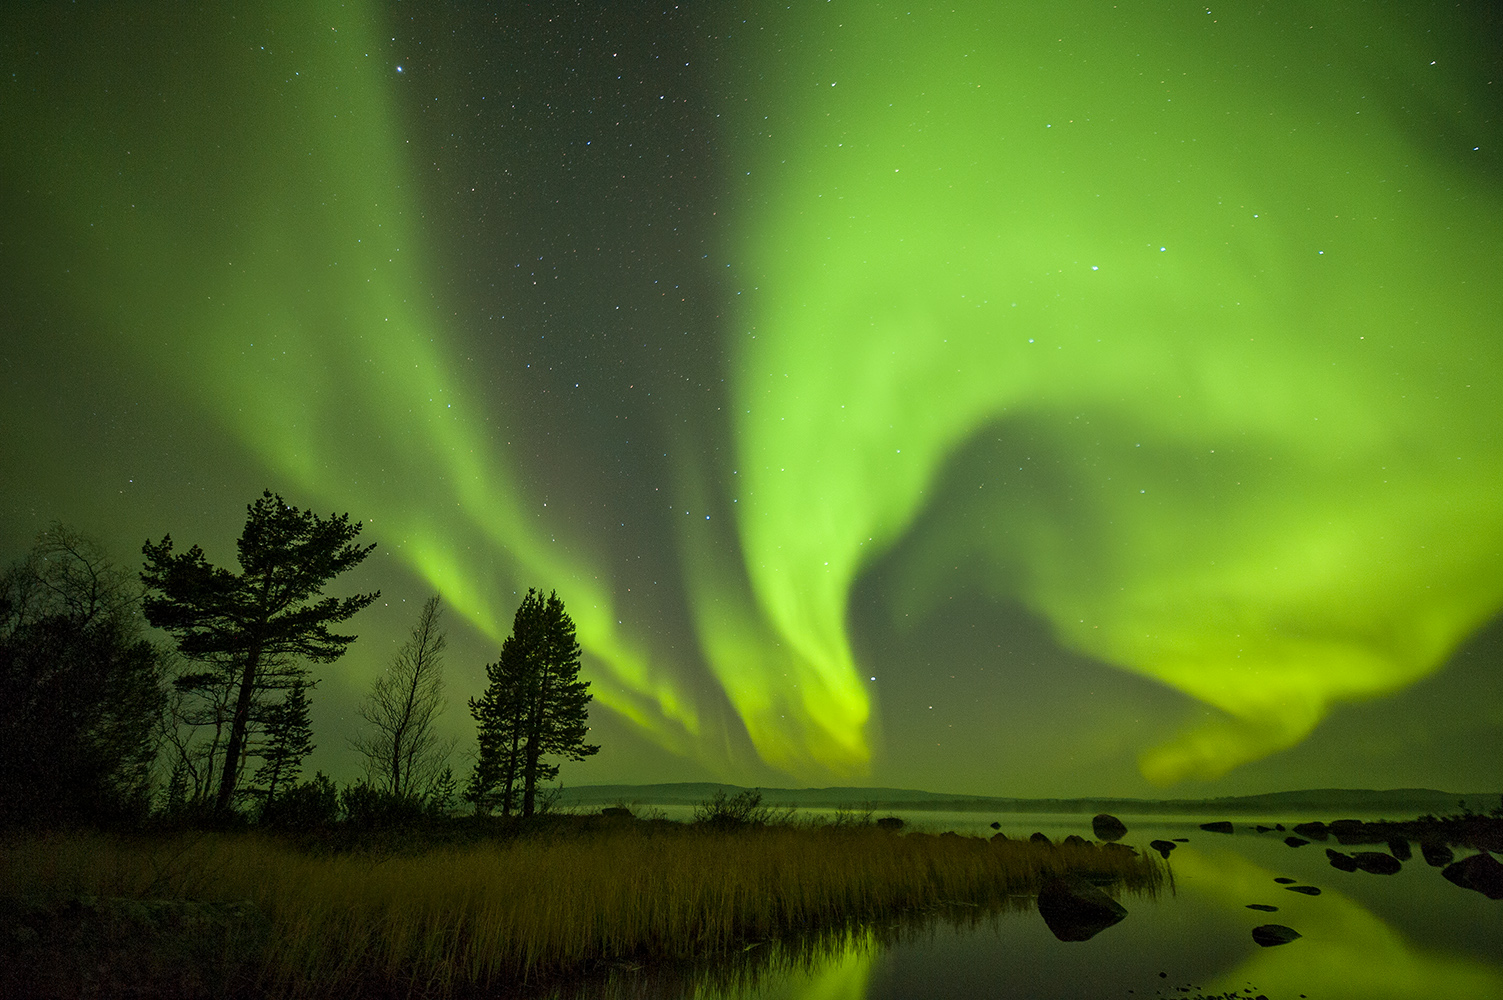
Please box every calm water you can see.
[569,810,1503,1000]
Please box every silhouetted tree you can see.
[350,595,454,800]
[469,589,598,818]
[251,677,315,817]
[141,490,377,815]
[0,525,166,827]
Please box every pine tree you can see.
[142,490,377,815]
[252,677,315,816]
[469,589,598,818]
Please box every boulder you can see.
[600,806,634,818]
[1421,842,1455,867]
[1149,839,1177,859]
[1442,852,1503,899]
[1353,851,1402,875]
[1062,834,1092,848]
[1387,838,1412,861]
[990,821,1002,830]
[1029,832,1053,846]
[1292,822,1329,841]
[1326,848,1360,872]
[990,832,1010,843]
[1255,825,1274,833]
[1102,842,1139,857]
[1252,924,1302,947]
[1284,885,1322,895]
[1275,824,1286,831]
[1328,819,1368,845]
[1284,836,1311,848]
[1092,813,1128,842]
[1200,821,1234,834]
[1273,877,1298,884]
[876,816,904,832]
[1036,875,1128,941]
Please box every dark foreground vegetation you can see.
[0,807,1164,1000]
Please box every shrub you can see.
[339,782,427,830]
[692,789,793,829]
[260,773,339,830]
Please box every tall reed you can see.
[1,823,1161,997]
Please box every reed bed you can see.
[1,823,1161,998]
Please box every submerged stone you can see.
[1285,885,1322,895]
[1422,842,1455,867]
[1246,904,1279,912]
[1353,851,1402,875]
[1252,924,1302,947]
[1036,875,1129,942]
[1442,852,1503,899]
[1092,813,1128,842]
[1326,848,1360,872]
[1284,836,1311,848]
[1200,821,1234,834]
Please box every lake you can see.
[558,809,1503,1000]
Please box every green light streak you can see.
[5,3,1499,784]
[0,3,701,759]
[723,3,1503,780]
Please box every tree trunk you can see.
[213,647,260,814]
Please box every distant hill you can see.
[558,783,1500,819]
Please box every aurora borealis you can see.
[2,2,1499,796]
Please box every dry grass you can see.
[0,822,1161,997]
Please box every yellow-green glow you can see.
[723,3,1503,780]
[1173,848,1503,999]
[4,3,1498,784]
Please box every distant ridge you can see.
[558,783,1499,818]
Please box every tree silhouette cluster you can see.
[1,491,600,830]
[0,527,166,827]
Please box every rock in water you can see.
[1246,904,1279,912]
[1422,842,1455,867]
[1285,885,1322,895]
[1293,822,1329,841]
[1284,836,1311,848]
[1327,848,1360,872]
[1150,839,1177,859]
[1442,852,1503,899]
[1092,813,1128,841]
[1037,875,1129,942]
[1387,838,1412,861]
[1200,821,1234,834]
[1252,924,1302,947]
[1353,851,1403,875]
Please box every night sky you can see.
[2,2,1500,799]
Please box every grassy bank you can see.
[1,819,1163,998]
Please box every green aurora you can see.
[1,2,1498,790]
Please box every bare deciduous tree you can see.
[351,596,454,799]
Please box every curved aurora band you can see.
[5,3,1499,784]
[717,3,1502,780]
